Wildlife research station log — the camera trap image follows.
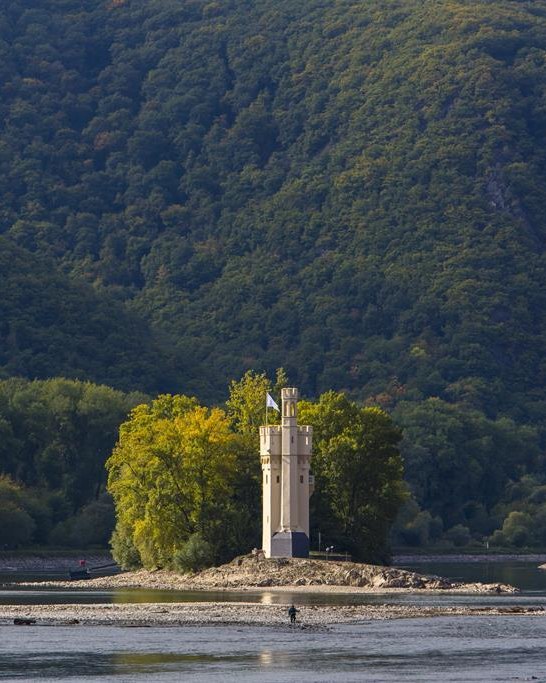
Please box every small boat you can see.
[68,568,91,580]
[68,562,117,580]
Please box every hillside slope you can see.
[0,237,176,392]
[1,0,546,416]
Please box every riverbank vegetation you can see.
[0,378,144,548]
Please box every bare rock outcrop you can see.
[21,554,516,593]
[183,554,515,593]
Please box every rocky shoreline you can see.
[17,554,515,594]
[3,555,537,628]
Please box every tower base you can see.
[270,531,309,558]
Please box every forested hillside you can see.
[2,0,546,409]
[0,238,178,392]
[3,0,546,549]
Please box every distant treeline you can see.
[0,378,145,549]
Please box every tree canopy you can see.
[0,377,143,547]
[300,392,406,563]
[107,395,241,567]
[106,380,406,568]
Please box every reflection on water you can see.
[2,559,546,608]
[399,559,546,593]
[259,650,274,667]
[1,617,546,681]
[2,560,546,680]
[2,587,543,609]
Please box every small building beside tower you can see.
[259,387,314,558]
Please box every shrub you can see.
[70,496,115,547]
[110,526,141,569]
[489,529,506,547]
[501,511,533,547]
[0,503,36,547]
[173,534,214,573]
[444,524,471,547]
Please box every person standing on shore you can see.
[288,605,299,624]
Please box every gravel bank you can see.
[0,602,543,628]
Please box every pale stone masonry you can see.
[260,387,314,557]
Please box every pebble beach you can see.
[2,600,545,628]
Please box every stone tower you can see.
[259,387,314,558]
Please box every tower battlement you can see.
[260,425,281,456]
[260,425,281,436]
[281,387,299,399]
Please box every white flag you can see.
[266,393,280,411]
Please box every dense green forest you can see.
[2,0,546,551]
[0,378,144,547]
[0,238,177,392]
[2,376,545,554]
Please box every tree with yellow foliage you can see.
[107,395,238,569]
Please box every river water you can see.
[1,559,546,681]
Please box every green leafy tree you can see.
[173,534,215,573]
[491,511,534,548]
[299,391,406,563]
[394,399,540,531]
[226,368,287,435]
[0,378,145,510]
[0,377,144,547]
[444,524,471,548]
[0,476,36,547]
